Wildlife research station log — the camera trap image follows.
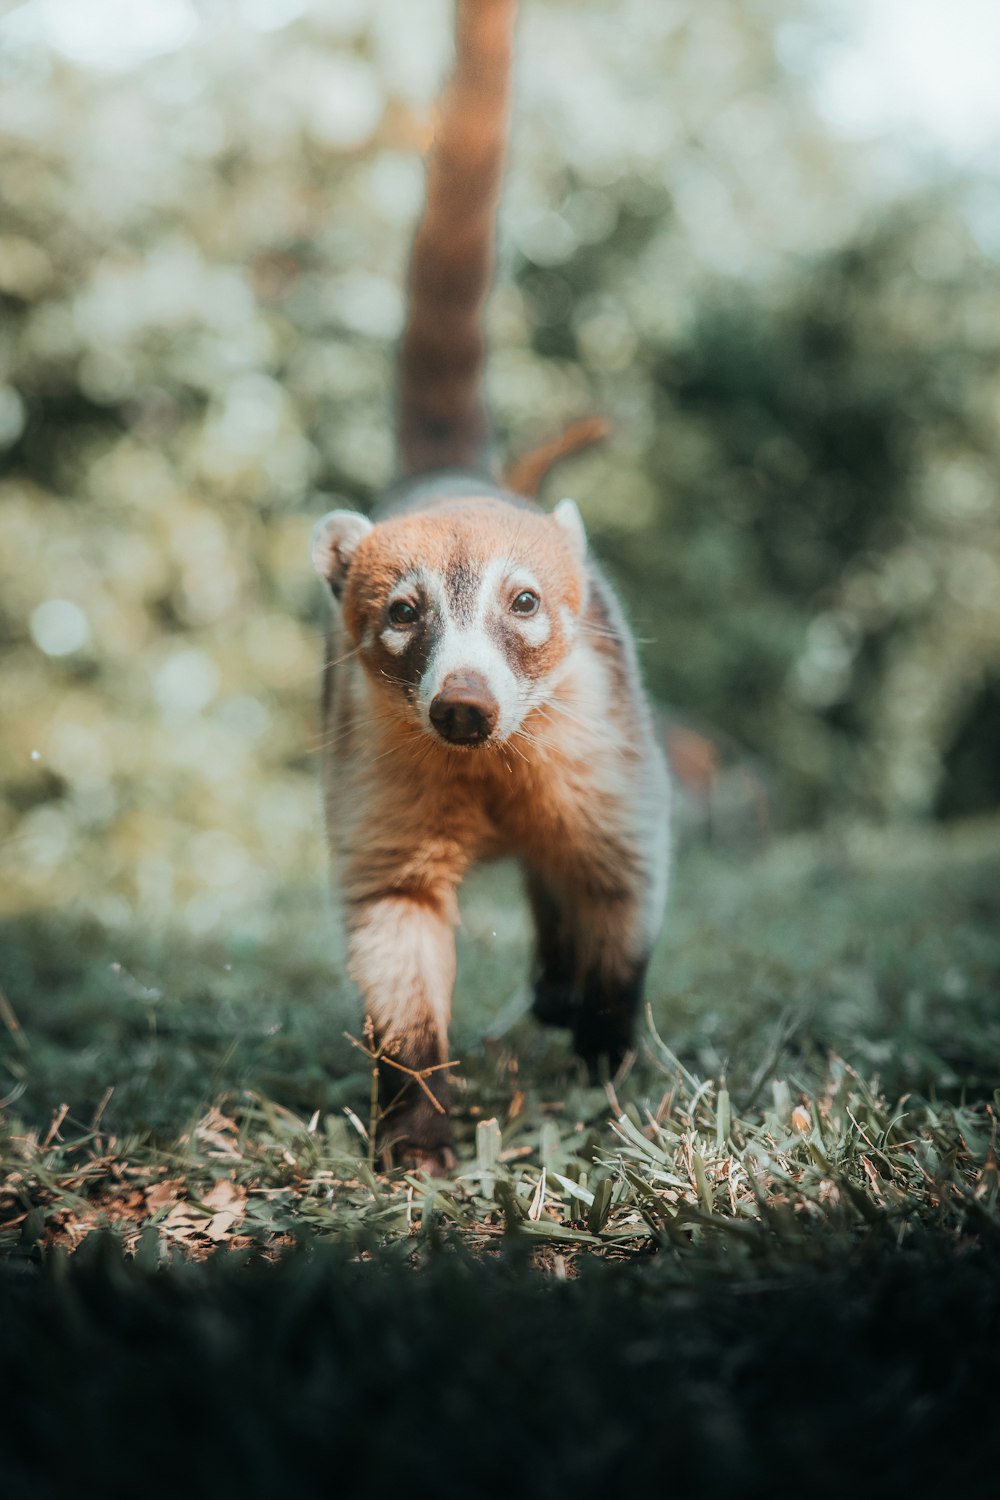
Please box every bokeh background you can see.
[2,0,999,939]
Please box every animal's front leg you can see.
[572,916,650,1076]
[527,842,665,1076]
[530,880,648,1072]
[525,866,579,1028]
[347,890,458,1174]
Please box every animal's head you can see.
[311,497,588,748]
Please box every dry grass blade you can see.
[1,1034,996,1268]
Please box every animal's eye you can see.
[511,590,540,616]
[388,599,419,628]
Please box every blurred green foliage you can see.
[1,0,998,933]
[595,199,1000,819]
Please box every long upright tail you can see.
[396,0,518,479]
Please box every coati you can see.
[311,0,671,1173]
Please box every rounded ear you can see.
[552,497,587,561]
[310,510,374,598]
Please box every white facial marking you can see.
[506,566,541,595]
[420,559,521,739]
[504,565,552,646]
[380,627,409,656]
[514,613,551,647]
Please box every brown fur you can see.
[319,508,669,1168]
[312,0,671,1171]
[343,502,583,685]
[503,415,612,498]
[397,0,516,476]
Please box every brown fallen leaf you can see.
[200,1179,247,1241]
[195,1108,242,1157]
[144,1178,186,1214]
[159,1202,204,1241]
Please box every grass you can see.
[1,818,999,1494]
[2,819,999,1262]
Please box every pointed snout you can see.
[429,672,500,746]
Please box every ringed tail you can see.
[396,0,518,479]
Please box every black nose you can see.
[429,673,499,745]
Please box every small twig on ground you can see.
[343,1031,459,1115]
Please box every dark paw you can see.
[401,1143,458,1177]
[572,1014,634,1081]
[377,1081,455,1176]
[572,963,646,1078]
[531,976,578,1029]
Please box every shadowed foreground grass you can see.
[1,1232,998,1498]
[1,820,999,1494]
